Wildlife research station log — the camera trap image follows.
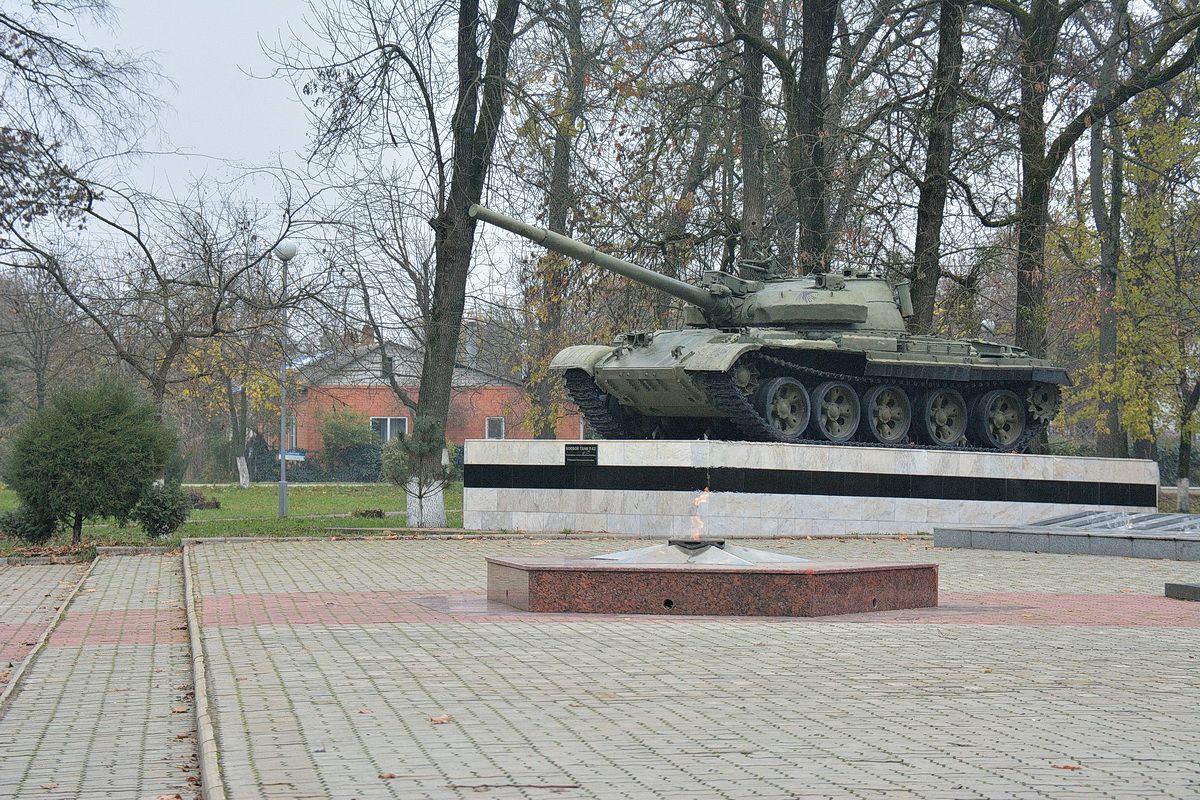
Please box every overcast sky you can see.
[103,0,315,194]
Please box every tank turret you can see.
[470,204,905,330]
[469,204,1069,452]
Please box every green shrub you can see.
[131,483,192,538]
[382,416,449,485]
[1,376,178,544]
[320,408,377,451]
[0,506,57,544]
[314,409,383,481]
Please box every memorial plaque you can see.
[564,443,598,465]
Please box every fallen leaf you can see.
[357,708,373,714]
[155,795,183,800]
[172,706,188,714]
[186,775,201,784]
[379,773,400,779]
[40,783,59,790]
[429,714,452,724]
[1052,763,1083,771]
[982,667,993,673]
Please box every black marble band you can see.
[464,463,1156,507]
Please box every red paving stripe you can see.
[0,622,52,666]
[48,609,188,646]
[199,589,1200,628]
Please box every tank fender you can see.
[679,342,761,372]
[549,345,616,374]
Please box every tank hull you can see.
[552,328,1069,451]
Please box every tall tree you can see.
[910,0,966,332]
[974,0,1200,357]
[284,0,522,523]
[1088,0,1130,457]
[721,0,840,271]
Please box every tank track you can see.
[564,368,633,439]
[697,351,1048,452]
[565,350,1050,452]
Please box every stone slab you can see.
[1165,583,1200,601]
[936,526,1199,561]
[486,556,938,616]
[464,440,1159,537]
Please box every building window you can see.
[485,416,506,439]
[370,416,409,442]
[289,416,298,450]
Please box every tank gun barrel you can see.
[469,204,719,312]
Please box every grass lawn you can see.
[0,482,465,555]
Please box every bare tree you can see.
[0,266,92,410]
[910,0,966,332]
[0,1,158,239]
[0,178,320,407]
[278,0,522,524]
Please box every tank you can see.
[469,204,1070,451]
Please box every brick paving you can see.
[0,564,86,680]
[188,538,1200,800]
[0,556,198,799]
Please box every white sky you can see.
[103,0,314,193]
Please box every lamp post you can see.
[275,240,299,518]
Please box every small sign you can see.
[565,443,598,465]
[276,450,306,462]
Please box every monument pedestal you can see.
[464,440,1159,537]
[487,555,938,616]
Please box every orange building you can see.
[291,330,582,452]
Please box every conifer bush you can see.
[1,377,178,544]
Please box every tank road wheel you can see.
[1026,382,1061,425]
[754,377,811,439]
[732,362,761,396]
[809,381,861,443]
[915,388,968,447]
[862,385,912,445]
[969,389,1026,450]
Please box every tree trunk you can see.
[1013,7,1058,358]
[910,0,965,333]
[794,0,838,271]
[72,511,83,546]
[1087,0,1129,457]
[529,0,586,440]
[1091,127,1127,457]
[417,0,520,525]
[738,0,765,259]
[405,478,448,528]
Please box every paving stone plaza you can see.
[1,537,1198,799]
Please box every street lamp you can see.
[275,240,299,518]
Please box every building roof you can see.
[298,339,522,390]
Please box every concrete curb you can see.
[0,557,97,716]
[183,531,931,545]
[182,543,227,800]
[320,529,931,541]
[0,554,92,566]
[96,546,172,556]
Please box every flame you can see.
[689,487,711,540]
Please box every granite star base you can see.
[485,557,938,617]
